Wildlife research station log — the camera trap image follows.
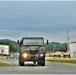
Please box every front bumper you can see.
[21,53,45,61]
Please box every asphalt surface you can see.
[0,58,76,74]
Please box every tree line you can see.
[0,39,67,53]
[45,42,67,52]
[0,39,18,53]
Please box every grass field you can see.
[45,57,76,64]
[0,62,11,66]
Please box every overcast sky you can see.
[0,1,76,42]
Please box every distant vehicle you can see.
[6,52,19,59]
[0,45,9,55]
[17,37,48,66]
[6,54,14,59]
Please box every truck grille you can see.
[29,50,39,54]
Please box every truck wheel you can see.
[41,61,45,66]
[41,59,45,66]
[38,61,41,66]
[19,55,24,66]
[33,61,36,65]
[38,58,45,66]
[37,59,41,65]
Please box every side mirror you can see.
[17,40,22,46]
[47,40,49,45]
[17,40,20,44]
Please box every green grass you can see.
[46,57,76,64]
[0,62,11,66]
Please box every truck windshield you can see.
[21,46,44,52]
[22,39,44,46]
[21,46,40,51]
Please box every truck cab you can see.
[17,37,46,66]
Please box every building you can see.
[70,42,76,57]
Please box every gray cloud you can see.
[0,1,76,42]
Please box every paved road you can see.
[0,58,76,74]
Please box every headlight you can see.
[23,53,27,58]
[40,54,44,57]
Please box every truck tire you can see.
[38,58,45,66]
[41,59,45,66]
[19,55,24,66]
[33,61,36,65]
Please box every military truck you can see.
[17,37,48,66]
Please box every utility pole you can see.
[67,30,70,52]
